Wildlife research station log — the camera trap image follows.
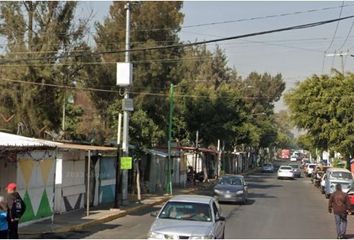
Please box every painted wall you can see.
[54,151,86,213]
[17,150,55,223]
[98,156,116,204]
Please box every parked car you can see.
[277,165,295,180]
[262,163,275,173]
[306,163,317,177]
[214,175,248,204]
[301,159,310,169]
[148,195,225,239]
[288,163,301,178]
[290,156,297,162]
[347,187,354,213]
[324,168,353,199]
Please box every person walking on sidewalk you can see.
[0,196,8,239]
[328,183,351,239]
[6,183,26,239]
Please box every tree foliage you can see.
[0,2,88,137]
[284,71,354,157]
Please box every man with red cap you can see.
[6,183,25,239]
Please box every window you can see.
[159,202,212,222]
[213,202,220,220]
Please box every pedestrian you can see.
[0,196,8,239]
[6,183,26,239]
[328,183,350,239]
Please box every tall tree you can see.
[88,1,184,144]
[0,1,88,137]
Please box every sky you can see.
[79,1,354,111]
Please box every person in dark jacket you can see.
[328,183,351,239]
[6,183,25,239]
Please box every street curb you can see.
[21,187,196,236]
[21,168,258,236]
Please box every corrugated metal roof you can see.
[54,142,116,151]
[0,132,117,151]
[0,132,56,148]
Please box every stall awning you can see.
[0,132,56,150]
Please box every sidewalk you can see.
[19,168,259,237]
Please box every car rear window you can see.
[280,166,292,170]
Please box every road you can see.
[38,163,354,239]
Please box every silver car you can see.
[289,163,301,178]
[148,195,226,239]
[214,175,248,204]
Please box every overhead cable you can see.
[1,15,354,65]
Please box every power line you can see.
[324,1,345,53]
[337,18,354,50]
[1,15,354,65]
[1,77,353,100]
[130,3,354,32]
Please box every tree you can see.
[284,71,354,158]
[87,1,184,144]
[273,110,296,149]
[0,2,88,137]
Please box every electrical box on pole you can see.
[116,63,133,87]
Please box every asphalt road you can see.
[38,162,354,239]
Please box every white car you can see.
[290,156,297,162]
[277,165,294,179]
[148,195,225,239]
[306,164,317,177]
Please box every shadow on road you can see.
[220,199,256,206]
[248,183,282,189]
[36,224,120,239]
[128,205,161,216]
[248,192,277,199]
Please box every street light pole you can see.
[122,2,131,204]
[167,83,174,195]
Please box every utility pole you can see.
[217,139,221,178]
[194,131,199,185]
[122,2,131,204]
[325,51,349,75]
[166,83,174,195]
[114,113,122,209]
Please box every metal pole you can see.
[122,2,131,205]
[114,113,122,208]
[194,131,199,184]
[62,91,65,131]
[86,150,91,216]
[217,139,221,178]
[167,83,174,195]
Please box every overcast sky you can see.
[80,1,354,111]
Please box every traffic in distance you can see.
[147,149,354,239]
